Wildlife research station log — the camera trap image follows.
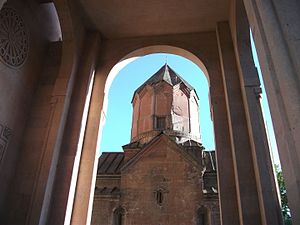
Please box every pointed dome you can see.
[133,64,196,99]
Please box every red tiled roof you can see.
[97,152,125,175]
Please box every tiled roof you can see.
[97,144,217,176]
[180,139,204,163]
[202,151,217,172]
[94,186,121,196]
[132,64,197,101]
[97,152,125,175]
[202,151,218,195]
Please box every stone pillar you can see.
[70,62,107,225]
[243,0,300,223]
[232,2,283,225]
[209,64,240,225]
[216,21,262,225]
[47,32,100,225]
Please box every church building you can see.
[91,65,220,225]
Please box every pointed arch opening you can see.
[112,206,125,225]
[197,206,209,225]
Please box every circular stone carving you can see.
[0,7,28,67]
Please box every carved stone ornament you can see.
[0,7,28,67]
[0,124,12,165]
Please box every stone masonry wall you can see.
[120,138,204,225]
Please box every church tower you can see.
[131,64,201,144]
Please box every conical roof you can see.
[133,64,197,100]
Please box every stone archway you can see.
[47,1,291,222]
[0,0,299,224]
[69,28,277,225]
[70,42,220,225]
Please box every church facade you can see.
[91,65,220,225]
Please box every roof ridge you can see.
[121,132,202,172]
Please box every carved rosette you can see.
[0,7,28,67]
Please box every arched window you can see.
[197,206,208,225]
[154,188,167,206]
[113,206,124,225]
[156,189,164,205]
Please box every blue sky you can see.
[99,38,280,165]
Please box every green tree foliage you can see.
[275,165,292,225]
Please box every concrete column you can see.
[232,2,283,225]
[209,72,240,225]
[204,29,240,225]
[243,0,300,223]
[47,32,100,225]
[216,21,262,225]
[70,61,107,225]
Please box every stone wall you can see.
[92,177,121,225]
[120,138,204,225]
[0,0,56,218]
[2,41,62,224]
